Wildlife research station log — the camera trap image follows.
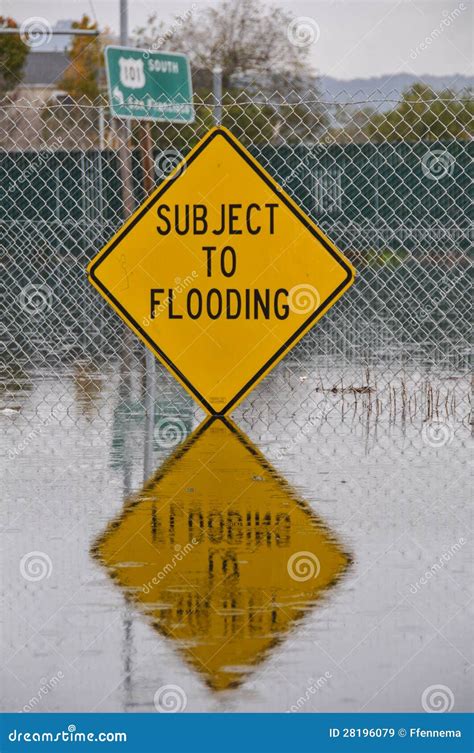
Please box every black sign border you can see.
[89,128,354,415]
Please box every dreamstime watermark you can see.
[154,417,188,448]
[288,284,321,314]
[143,271,198,325]
[280,142,335,189]
[143,5,198,58]
[421,149,455,181]
[267,405,331,463]
[287,17,320,48]
[8,726,127,744]
[362,225,470,244]
[154,149,186,179]
[7,137,63,195]
[142,539,199,594]
[20,671,65,712]
[409,3,467,60]
[421,684,455,712]
[20,551,53,582]
[421,419,454,447]
[19,283,53,316]
[8,412,55,459]
[408,538,466,594]
[154,684,187,712]
[20,17,52,48]
[286,672,332,712]
[287,551,321,581]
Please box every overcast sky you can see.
[6,0,473,80]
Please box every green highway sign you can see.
[105,45,194,123]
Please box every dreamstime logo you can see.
[19,284,53,315]
[287,17,320,47]
[143,4,198,57]
[7,138,63,194]
[421,684,454,713]
[287,672,332,712]
[8,412,55,460]
[154,684,187,713]
[21,671,65,712]
[409,3,467,60]
[267,406,331,463]
[280,141,334,189]
[408,538,465,594]
[421,420,454,448]
[154,417,188,448]
[20,17,53,48]
[288,284,320,314]
[287,551,320,581]
[155,149,186,179]
[20,551,52,582]
[421,149,455,181]
[143,271,198,326]
[142,539,199,593]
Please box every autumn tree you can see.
[60,15,102,100]
[0,17,28,95]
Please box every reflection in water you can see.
[72,361,104,419]
[94,417,351,691]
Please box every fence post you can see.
[213,66,223,126]
[98,106,105,151]
[116,119,136,376]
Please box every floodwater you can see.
[1,357,472,713]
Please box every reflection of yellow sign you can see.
[94,418,350,690]
[87,127,355,415]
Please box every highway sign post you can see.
[105,45,194,123]
[104,44,195,466]
[87,126,355,415]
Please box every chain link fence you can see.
[0,92,471,463]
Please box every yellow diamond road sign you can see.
[87,127,355,414]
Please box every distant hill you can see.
[231,70,472,110]
[319,73,473,108]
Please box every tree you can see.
[60,15,102,100]
[0,17,28,95]
[134,0,326,146]
[363,84,473,142]
[135,0,312,89]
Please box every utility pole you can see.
[119,0,129,45]
[115,0,156,480]
[118,0,157,480]
[117,0,133,217]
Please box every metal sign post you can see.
[139,122,156,480]
[104,37,194,476]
